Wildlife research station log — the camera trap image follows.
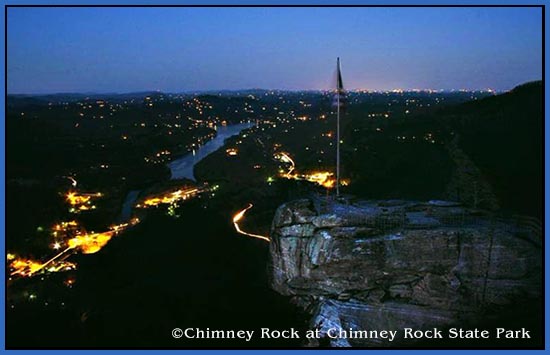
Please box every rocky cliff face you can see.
[269,198,542,347]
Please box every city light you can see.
[9,255,77,278]
[136,187,205,208]
[274,151,342,189]
[67,218,140,254]
[226,148,239,156]
[65,191,103,212]
[9,218,140,278]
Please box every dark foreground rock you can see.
[269,198,542,347]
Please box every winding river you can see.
[168,122,252,180]
[118,122,252,220]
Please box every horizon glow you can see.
[7,6,542,94]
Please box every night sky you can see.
[7,6,542,94]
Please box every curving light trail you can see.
[275,151,338,189]
[279,152,296,177]
[233,203,270,242]
[66,176,78,187]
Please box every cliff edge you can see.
[269,198,542,347]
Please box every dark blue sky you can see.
[7,7,542,94]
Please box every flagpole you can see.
[336,57,341,197]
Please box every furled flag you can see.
[332,57,347,112]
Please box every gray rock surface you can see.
[269,198,542,347]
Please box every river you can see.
[118,122,252,220]
[168,122,252,180]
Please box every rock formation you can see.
[269,198,542,347]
